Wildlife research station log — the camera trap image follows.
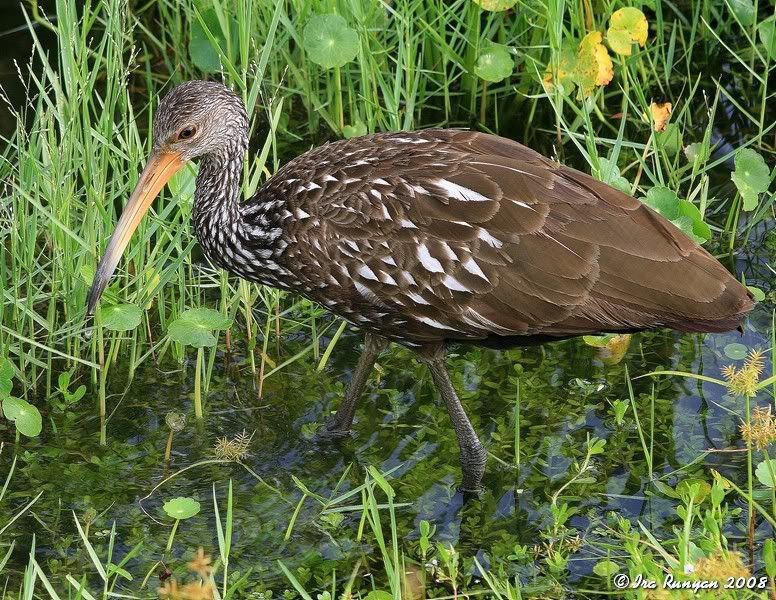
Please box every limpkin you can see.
[87,80,754,492]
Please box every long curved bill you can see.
[86,150,185,315]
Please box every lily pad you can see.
[3,396,42,437]
[189,8,238,73]
[641,186,711,244]
[595,158,631,194]
[474,44,514,83]
[731,148,771,211]
[724,342,749,360]
[593,559,620,577]
[100,304,142,332]
[168,308,232,348]
[473,0,517,11]
[163,497,201,520]
[607,7,648,55]
[303,14,359,69]
[755,460,776,488]
[575,31,613,97]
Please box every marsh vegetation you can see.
[0,0,774,597]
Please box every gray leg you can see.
[324,332,388,436]
[419,345,487,493]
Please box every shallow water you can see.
[2,3,774,593]
[6,267,773,593]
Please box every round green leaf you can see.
[163,497,201,520]
[582,334,613,348]
[731,148,771,212]
[3,397,42,437]
[473,0,517,12]
[642,187,709,243]
[642,186,680,220]
[100,304,143,332]
[724,343,748,360]
[728,0,755,26]
[593,559,620,577]
[596,158,630,194]
[747,285,765,302]
[676,200,711,243]
[755,460,776,488]
[676,478,711,503]
[758,17,776,61]
[606,7,648,56]
[342,120,367,139]
[168,308,232,348]
[169,322,216,348]
[474,44,514,82]
[179,308,231,329]
[189,8,239,73]
[363,592,392,600]
[303,14,359,69]
[656,122,682,156]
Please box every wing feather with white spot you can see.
[258,129,751,344]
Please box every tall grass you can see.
[0,0,771,425]
[0,0,774,595]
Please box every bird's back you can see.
[243,129,753,347]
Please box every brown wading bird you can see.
[87,81,754,492]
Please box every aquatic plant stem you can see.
[745,393,754,562]
[165,519,179,552]
[513,377,520,467]
[194,347,204,419]
[164,430,174,464]
[96,309,106,446]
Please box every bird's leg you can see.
[418,345,487,493]
[323,332,388,437]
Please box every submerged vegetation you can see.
[0,0,774,597]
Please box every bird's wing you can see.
[284,130,750,343]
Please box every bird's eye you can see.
[178,126,197,140]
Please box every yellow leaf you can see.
[543,47,577,94]
[607,7,649,56]
[598,334,632,366]
[575,32,613,97]
[583,334,632,365]
[649,102,672,132]
[260,352,277,369]
[473,0,516,10]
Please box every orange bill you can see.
[86,150,185,314]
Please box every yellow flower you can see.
[694,550,750,580]
[213,430,253,461]
[740,405,776,450]
[723,349,764,398]
[158,578,214,600]
[187,548,212,578]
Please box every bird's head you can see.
[86,80,248,315]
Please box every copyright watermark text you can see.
[613,574,769,592]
